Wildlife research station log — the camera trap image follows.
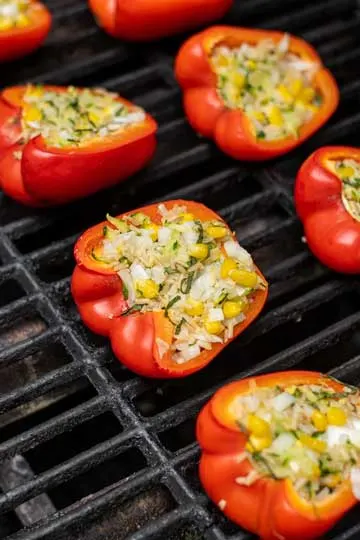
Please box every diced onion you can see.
[118,269,136,305]
[224,240,253,266]
[272,392,295,412]
[278,33,290,53]
[130,263,149,280]
[208,308,224,321]
[158,227,171,245]
[326,426,360,448]
[271,433,296,454]
[155,338,170,359]
[177,344,201,363]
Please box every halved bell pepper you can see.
[0,0,51,63]
[295,146,360,274]
[197,371,357,540]
[0,85,157,206]
[88,0,233,41]
[175,26,339,161]
[71,199,268,378]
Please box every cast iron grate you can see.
[0,0,359,538]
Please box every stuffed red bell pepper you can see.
[71,200,268,378]
[197,370,360,539]
[175,26,339,161]
[0,0,51,62]
[88,0,233,42]
[0,84,157,206]
[295,146,360,274]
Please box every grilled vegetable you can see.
[0,84,157,206]
[71,200,268,378]
[175,26,339,160]
[88,0,232,41]
[295,146,360,274]
[0,0,51,62]
[197,371,360,539]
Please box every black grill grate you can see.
[0,0,359,538]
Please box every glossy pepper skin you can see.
[295,146,360,274]
[0,0,51,63]
[0,85,157,206]
[175,26,339,161]
[71,199,268,379]
[197,371,357,540]
[88,0,233,41]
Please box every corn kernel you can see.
[252,111,267,123]
[189,243,209,260]
[0,18,13,31]
[277,84,293,103]
[246,59,257,70]
[27,85,44,98]
[268,106,283,127]
[327,407,347,426]
[223,300,244,319]
[246,434,272,452]
[299,87,316,103]
[311,464,321,478]
[338,166,355,179]
[220,258,237,279]
[285,385,297,395]
[16,13,30,28]
[179,212,194,223]
[247,414,271,437]
[23,106,42,123]
[216,55,231,68]
[206,225,228,239]
[88,111,100,124]
[324,474,342,488]
[144,223,159,241]
[311,410,328,432]
[231,72,245,88]
[184,298,204,317]
[204,320,224,335]
[229,269,258,288]
[298,433,327,453]
[136,279,159,299]
[288,79,303,97]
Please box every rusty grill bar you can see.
[0,0,359,538]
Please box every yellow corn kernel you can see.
[298,433,327,453]
[206,225,227,239]
[285,385,297,395]
[215,55,231,68]
[220,257,237,279]
[311,410,328,432]
[277,84,293,103]
[226,86,241,103]
[136,279,159,299]
[327,407,347,426]
[189,243,209,260]
[223,300,244,319]
[231,72,245,89]
[268,106,283,127]
[299,87,316,103]
[23,106,42,123]
[246,59,257,70]
[252,111,267,123]
[229,269,258,288]
[289,79,303,97]
[204,320,224,335]
[247,414,271,437]
[16,13,30,28]
[311,464,321,478]
[0,18,13,31]
[184,298,204,317]
[88,111,101,124]
[144,223,159,241]
[179,212,194,223]
[26,85,44,98]
[338,166,355,179]
[324,474,342,488]
[246,434,272,452]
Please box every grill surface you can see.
[0,1,359,539]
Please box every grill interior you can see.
[0,0,360,539]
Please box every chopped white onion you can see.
[278,33,290,53]
[130,263,149,280]
[118,269,135,305]
[224,240,253,266]
[158,227,171,245]
[151,266,165,284]
[272,392,295,412]
[155,338,170,359]
[208,308,224,322]
[326,426,360,448]
[178,344,201,362]
[271,433,296,454]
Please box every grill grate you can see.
[0,0,359,538]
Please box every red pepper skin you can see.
[197,371,357,540]
[71,199,268,379]
[0,0,51,63]
[0,85,157,207]
[175,26,339,161]
[295,146,360,274]
[88,0,233,41]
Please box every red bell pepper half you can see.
[88,0,233,41]
[0,0,51,63]
[0,84,157,206]
[175,26,339,161]
[71,200,268,378]
[295,146,360,274]
[197,371,358,540]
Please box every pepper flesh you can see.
[175,26,339,161]
[88,0,233,41]
[0,85,157,206]
[71,199,268,379]
[295,146,360,274]
[0,0,51,62]
[197,371,357,540]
